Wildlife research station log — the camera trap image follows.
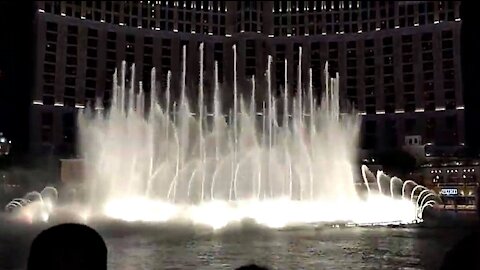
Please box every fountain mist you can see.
[74,44,434,229]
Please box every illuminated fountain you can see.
[9,44,438,229]
[5,187,58,223]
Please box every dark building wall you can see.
[31,1,464,156]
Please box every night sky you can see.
[0,1,35,161]
[0,1,478,161]
[460,2,480,155]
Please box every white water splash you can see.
[8,44,439,229]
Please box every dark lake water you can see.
[0,215,475,270]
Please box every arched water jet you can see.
[6,201,24,210]
[422,199,437,208]
[390,177,403,198]
[361,165,372,195]
[402,180,417,199]
[418,200,436,219]
[5,187,59,221]
[15,198,31,205]
[419,192,437,210]
[415,189,432,210]
[25,192,43,203]
[410,185,427,202]
[376,171,384,195]
[41,187,58,199]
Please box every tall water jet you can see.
[231,44,238,201]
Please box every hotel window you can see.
[442,30,455,104]
[45,42,56,55]
[87,38,97,47]
[383,37,394,103]
[62,113,75,144]
[44,2,53,13]
[403,64,413,73]
[107,31,116,40]
[84,80,95,89]
[311,52,322,94]
[65,6,73,16]
[365,120,376,134]
[424,82,435,111]
[405,119,416,133]
[143,36,154,90]
[161,39,171,76]
[65,77,75,87]
[43,74,54,85]
[364,39,375,112]
[214,43,223,83]
[44,63,55,74]
[292,43,302,93]
[275,44,286,94]
[446,115,457,132]
[52,2,61,14]
[125,35,135,64]
[41,110,53,131]
[42,96,54,106]
[64,25,78,106]
[85,68,96,79]
[88,28,98,37]
[64,86,75,97]
[46,33,57,45]
[85,3,93,19]
[85,47,97,58]
[65,55,76,65]
[346,41,357,106]
[328,42,338,77]
[385,120,397,147]
[46,22,58,32]
[245,40,256,76]
[363,135,377,149]
[425,118,436,142]
[43,84,54,95]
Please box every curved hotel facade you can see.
[32,1,462,156]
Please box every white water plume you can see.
[64,44,437,229]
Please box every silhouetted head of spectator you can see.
[27,223,107,270]
[236,264,270,270]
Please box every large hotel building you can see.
[32,1,463,157]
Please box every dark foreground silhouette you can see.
[27,223,107,270]
[440,229,480,270]
[27,223,269,270]
[440,186,480,270]
[235,264,269,270]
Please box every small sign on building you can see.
[440,188,458,196]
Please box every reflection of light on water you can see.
[9,186,432,230]
[103,198,179,223]
[101,196,419,230]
